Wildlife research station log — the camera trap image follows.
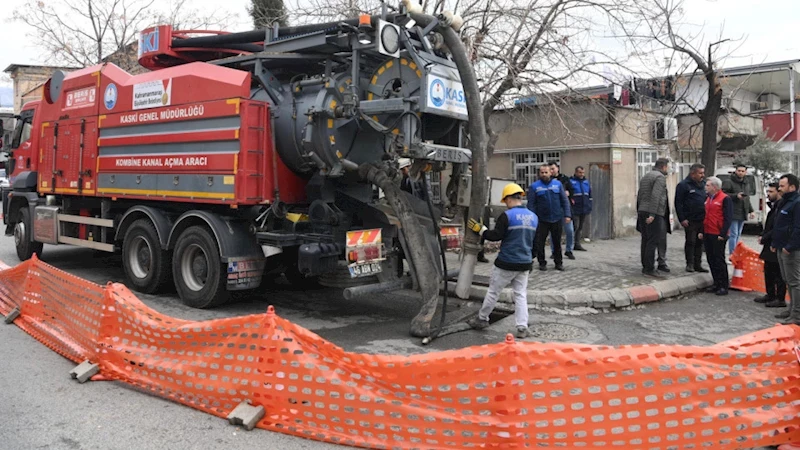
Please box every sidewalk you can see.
[446,233,759,311]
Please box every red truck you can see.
[3,11,469,333]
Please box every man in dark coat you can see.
[636,158,670,276]
[675,163,708,272]
[721,164,754,255]
[771,173,800,325]
[756,182,787,310]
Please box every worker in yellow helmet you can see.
[466,183,538,338]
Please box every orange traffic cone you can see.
[729,242,752,292]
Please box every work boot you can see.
[468,317,490,330]
[715,288,729,296]
[704,286,719,293]
[766,299,787,308]
[754,295,770,303]
[776,310,791,319]
[694,266,709,273]
[780,316,800,325]
[658,265,670,273]
[555,265,565,271]
[574,245,587,251]
[539,265,547,271]
[685,265,695,273]
[477,252,489,263]
[565,251,575,260]
[516,326,530,339]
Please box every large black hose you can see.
[410,13,489,299]
[357,163,441,337]
[420,172,448,344]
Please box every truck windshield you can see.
[717,174,757,196]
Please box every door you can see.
[589,163,611,240]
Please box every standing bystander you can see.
[700,176,733,295]
[549,162,576,259]
[467,183,538,338]
[755,182,787,310]
[570,166,592,251]
[636,158,670,277]
[529,164,571,271]
[770,174,800,325]
[675,163,708,273]
[721,164,754,256]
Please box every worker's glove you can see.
[467,218,487,236]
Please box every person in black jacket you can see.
[755,182,787,310]
[549,162,576,259]
[675,163,708,273]
[771,173,800,325]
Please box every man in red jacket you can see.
[700,176,733,295]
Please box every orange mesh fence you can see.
[2,254,800,449]
[730,241,789,300]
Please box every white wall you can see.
[675,77,760,115]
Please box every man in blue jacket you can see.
[467,183,538,338]
[771,173,800,325]
[528,164,571,271]
[675,163,709,273]
[570,166,592,252]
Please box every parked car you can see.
[714,166,766,230]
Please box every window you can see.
[636,150,659,183]
[792,154,800,175]
[513,151,561,188]
[677,151,700,180]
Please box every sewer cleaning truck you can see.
[2,4,477,336]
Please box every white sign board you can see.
[133,79,172,110]
[426,76,468,117]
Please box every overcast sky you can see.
[1,0,798,86]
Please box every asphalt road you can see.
[0,236,787,449]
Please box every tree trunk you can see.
[701,71,722,172]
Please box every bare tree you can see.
[609,0,742,171]
[249,0,290,28]
[13,0,154,67]
[13,0,239,69]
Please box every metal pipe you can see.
[778,68,796,143]
[343,278,412,300]
[171,15,400,49]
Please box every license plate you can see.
[348,262,382,278]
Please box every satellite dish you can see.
[44,70,66,104]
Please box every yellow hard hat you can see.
[500,183,525,202]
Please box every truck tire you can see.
[122,219,171,294]
[172,226,228,308]
[14,208,43,261]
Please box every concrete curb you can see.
[448,273,715,311]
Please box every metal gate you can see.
[589,163,611,239]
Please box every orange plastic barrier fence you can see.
[731,241,789,300]
[2,255,800,449]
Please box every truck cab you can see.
[3,103,39,228]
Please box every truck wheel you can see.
[14,208,43,261]
[122,219,171,294]
[172,226,228,308]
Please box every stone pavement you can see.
[446,233,760,311]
